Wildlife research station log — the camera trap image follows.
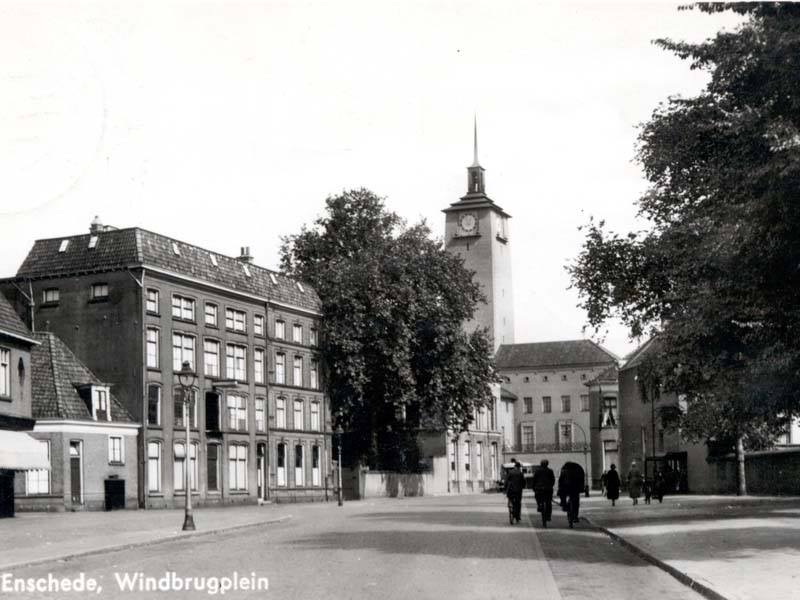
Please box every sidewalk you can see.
[582,494,800,600]
[0,501,308,570]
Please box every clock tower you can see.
[443,122,515,352]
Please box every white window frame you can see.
[254,314,265,336]
[90,283,109,299]
[275,320,285,340]
[276,396,286,428]
[108,435,124,464]
[294,444,304,487]
[277,443,286,486]
[204,339,220,378]
[293,324,303,344]
[147,384,161,426]
[225,308,246,332]
[92,386,111,421]
[227,394,247,431]
[310,360,319,390]
[25,440,50,495]
[254,348,265,384]
[146,327,159,369]
[310,401,320,431]
[172,333,195,371]
[205,303,218,326]
[226,344,247,381]
[0,348,9,397]
[148,441,162,493]
[293,398,304,431]
[43,288,60,304]
[146,288,159,313]
[171,295,195,321]
[293,356,303,387]
[275,353,285,384]
[229,444,248,491]
[312,445,321,486]
[255,397,266,432]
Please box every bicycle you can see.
[565,494,578,528]
[535,493,552,528]
[507,495,521,525]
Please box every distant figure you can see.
[643,478,653,504]
[558,461,586,524]
[653,469,666,503]
[605,464,621,507]
[627,461,644,506]
[505,459,525,523]
[532,459,556,525]
[600,470,608,497]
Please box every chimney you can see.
[90,215,103,235]
[238,246,253,264]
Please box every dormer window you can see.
[59,240,70,253]
[93,386,111,421]
[242,264,251,278]
[269,273,278,285]
[88,235,99,249]
[296,282,305,293]
[172,242,180,256]
[209,253,218,267]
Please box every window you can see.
[227,395,247,431]
[204,340,220,377]
[277,443,286,486]
[93,387,110,421]
[146,289,159,314]
[490,443,498,479]
[171,242,180,255]
[296,282,305,293]
[205,303,218,326]
[476,442,483,481]
[147,385,161,425]
[561,374,568,382]
[602,396,618,427]
[523,376,530,383]
[275,320,285,340]
[255,397,266,432]
[174,442,198,491]
[225,308,246,332]
[310,401,320,431]
[172,333,195,371]
[542,396,552,413]
[310,328,318,346]
[561,395,571,413]
[229,444,248,491]
[254,348,265,384]
[90,283,109,300]
[148,441,162,492]
[312,445,321,486]
[293,324,303,344]
[172,295,195,321]
[146,328,159,369]
[108,436,124,464]
[0,348,9,397]
[275,353,285,384]
[581,373,587,381]
[559,422,573,448]
[542,375,549,382]
[25,440,50,495]
[523,397,533,414]
[226,344,247,381]
[449,441,457,475]
[59,239,69,252]
[295,444,304,487]
[580,394,590,412]
[310,360,319,389]
[293,398,304,430]
[209,253,218,267]
[207,444,220,491]
[254,315,265,336]
[43,288,60,304]
[276,396,286,428]
[522,424,535,448]
[464,441,471,480]
[173,388,197,428]
[293,356,303,386]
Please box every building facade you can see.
[495,340,618,485]
[0,295,49,517]
[2,220,330,509]
[586,365,619,489]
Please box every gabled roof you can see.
[495,339,618,370]
[13,227,320,313]
[31,333,136,422]
[620,337,660,372]
[586,364,619,386]
[0,293,36,345]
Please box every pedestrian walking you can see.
[605,464,620,506]
[532,459,556,526]
[505,458,525,524]
[627,461,643,506]
[558,461,585,526]
[600,470,608,497]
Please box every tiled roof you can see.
[500,386,518,401]
[586,364,619,386]
[495,340,618,370]
[31,333,136,422]
[14,227,320,313]
[620,337,660,372]
[0,293,33,342]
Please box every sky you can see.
[0,0,744,358]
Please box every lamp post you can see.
[177,360,197,531]
[572,422,590,496]
[335,425,344,507]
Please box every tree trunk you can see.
[736,435,746,496]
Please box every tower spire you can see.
[472,114,480,167]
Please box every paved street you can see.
[2,494,703,600]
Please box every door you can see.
[257,444,267,499]
[70,441,83,505]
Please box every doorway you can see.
[257,443,267,500]
[70,441,83,506]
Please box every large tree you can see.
[569,3,800,493]
[280,189,498,470]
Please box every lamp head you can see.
[177,360,196,389]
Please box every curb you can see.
[585,517,730,600]
[1,515,292,572]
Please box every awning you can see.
[0,430,50,470]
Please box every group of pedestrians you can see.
[504,458,586,527]
[600,461,667,506]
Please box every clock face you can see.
[459,213,477,233]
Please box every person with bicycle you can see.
[532,459,555,526]
[558,461,585,527]
[505,458,525,523]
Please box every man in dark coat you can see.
[605,464,621,506]
[558,461,585,522]
[532,459,556,523]
[505,459,525,523]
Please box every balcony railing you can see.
[505,442,589,454]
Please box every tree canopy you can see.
[570,3,800,454]
[280,189,498,470]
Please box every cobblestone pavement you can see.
[2,494,704,600]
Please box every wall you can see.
[0,334,33,420]
[362,470,449,498]
[709,448,800,495]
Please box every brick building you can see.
[2,220,330,508]
[18,332,139,511]
[0,294,49,517]
[586,364,619,489]
[495,340,618,484]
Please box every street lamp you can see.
[572,422,590,496]
[177,360,197,531]
[335,425,344,507]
